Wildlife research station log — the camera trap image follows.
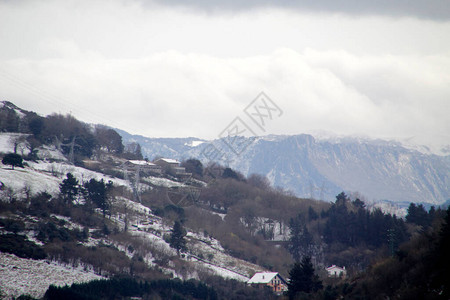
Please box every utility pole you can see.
[54,135,81,165]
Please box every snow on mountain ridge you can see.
[118,132,449,205]
[310,131,450,156]
[184,140,205,147]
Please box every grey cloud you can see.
[148,0,450,21]
[2,49,449,146]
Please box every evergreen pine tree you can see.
[287,256,322,299]
[406,203,429,227]
[59,173,79,204]
[170,220,187,255]
[288,215,313,262]
[83,178,112,217]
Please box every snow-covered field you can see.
[0,166,61,196]
[0,133,14,153]
[27,161,129,188]
[0,253,103,300]
[0,159,130,200]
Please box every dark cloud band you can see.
[148,0,450,21]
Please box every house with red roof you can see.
[247,272,288,294]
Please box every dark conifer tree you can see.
[83,178,112,217]
[170,220,187,255]
[288,215,313,262]
[59,173,79,204]
[287,256,322,299]
[406,203,430,227]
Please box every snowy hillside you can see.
[110,196,262,281]
[0,158,129,199]
[0,253,103,300]
[0,190,260,296]
[0,133,269,298]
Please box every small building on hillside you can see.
[154,158,191,178]
[124,160,162,176]
[326,265,346,277]
[247,272,288,294]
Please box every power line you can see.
[0,68,131,131]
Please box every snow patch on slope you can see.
[0,253,103,299]
[0,133,27,154]
[0,167,61,196]
[0,160,130,199]
[184,141,205,147]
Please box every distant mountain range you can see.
[117,129,450,205]
[2,100,448,205]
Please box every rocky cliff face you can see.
[120,131,450,204]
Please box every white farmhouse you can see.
[326,265,347,277]
[154,158,191,178]
[124,160,162,175]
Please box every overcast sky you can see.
[0,0,449,147]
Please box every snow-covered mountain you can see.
[119,132,450,205]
